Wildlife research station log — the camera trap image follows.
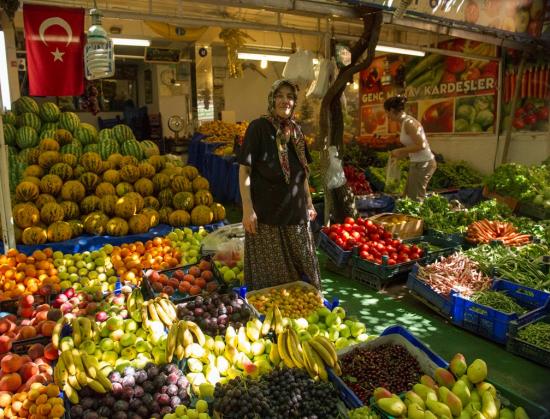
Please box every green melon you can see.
[120,164,141,183]
[16,112,41,131]
[99,128,113,142]
[3,124,17,146]
[173,191,195,211]
[47,221,73,242]
[79,172,101,193]
[99,194,118,216]
[2,111,16,125]
[54,128,73,145]
[35,194,56,210]
[15,181,40,202]
[80,152,103,174]
[105,217,129,236]
[98,138,120,160]
[143,196,160,210]
[75,124,98,146]
[59,111,80,133]
[16,126,39,149]
[169,210,191,227]
[121,139,144,160]
[134,178,154,197]
[40,202,65,224]
[60,143,82,158]
[14,96,39,115]
[39,102,61,122]
[152,173,171,192]
[158,188,174,207]
[140,140,160,158]
[80,195,101,215]
[39,174,63,196]
[83,143,100,154]
[83,211,109,235]
[112,124,135,144]
[138,162,156,179]
[115,182,134,196]
[95,182,116,198]
[60,201,80,220]
[49,162,73,181]
[103,169,121,184]
[171,175,192,193]
[60,180,86,202]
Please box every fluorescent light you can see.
[260,59,268,69]
[238,52,289,62]
[111,37,150,47]
[375,45,425,57]
[0,31,11,111]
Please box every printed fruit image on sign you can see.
[455,95,496,133]
[419,99,454,133]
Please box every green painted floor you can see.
[317,252,550,412]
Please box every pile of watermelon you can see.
[2,97,226,245]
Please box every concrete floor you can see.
[317,253,550,415]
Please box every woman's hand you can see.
[242,207,258,234]
[307,205,317,221]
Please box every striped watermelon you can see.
[39,102,60,122]
[59,112,80,133]
[121,139,144,160]
[16,126,39,149]
[84,143,100,154]
[41,122,59,132]
[112,124,135,144]
[2,111,16,125]
[60,143,83,158]
[75,125,98,146]
[39,129,57,141]
[16,112,41,131]
[99,128,114,142]
[3,124,17,146]
[13,96,39,115]
[140,140,160,157]
[99,138,120,160]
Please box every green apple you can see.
[307,324,320,337]
[198,382,215,398]
[136,328,148,340]
[328,326,340,341]
[115,358,131,372]
[121,346,138,360]
[338,324,351,338]
[80,340,96,355]
[120,333,136,347]
[102,350,118,365]
[175,405,187,416]
[135,340,152,353]
[124,319,138,333]
[223,270,236,283]
[152,347,166,365]
[356,333,370,342]
[351,322,366,338]
[110,329,124,342]
[332,306,346,320]
[307,312,319,324]
[326,312,342,327]
[94,349,103,359]
[293,318,308,330]
[317,307,331,318]
[68,266,78,274]
[344,320,354,328]
[298,331,312,342]
[76,260,86,269]
[105,316,124,332]
[335,337,349,350]
[112,341,121,354]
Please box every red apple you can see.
[95,311,108,322]
[64,288,75,298]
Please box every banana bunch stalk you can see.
[141,297,178,331]
[55,347,113,404]
[260,305,284,336]
[277,328,341,381]
[166,320,206,363]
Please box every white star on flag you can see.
[51,48,65,62]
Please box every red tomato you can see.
[343,223,353,232]
[392,239,401,247]
[359,250,369,260]
[344,217,355,225]
[374,258,382,265]
[356,217,365,225]
[400,244,411,253]
[321,226,330,234]
[383,231,393,240]
[370,233,380,241]
[387,258,397,265]
[329,232,339,241]
[410,252,421,260]
[351,231,361,240]
[335,238,345,248]
[387,246,397,253]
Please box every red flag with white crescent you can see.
[23,4,85,96]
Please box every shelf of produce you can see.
[316,231,352,268]
[406,265,453,319]
[451,279,550,344]
[507,312,550,368]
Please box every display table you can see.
[187,133,224,174]
[0,222,226,254]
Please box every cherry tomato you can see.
[344,217,355,225]
[370,233,380,241]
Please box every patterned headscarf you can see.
[264,79,309,184]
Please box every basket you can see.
[369,213,424,240]
[482,186,519,212]
[506,312,550,368]
[317,231,352,267]
[451,279,550,344]
[406,265,453,318]
[0,294,52,315]
[12,335,52,355]
[141,257,225,304]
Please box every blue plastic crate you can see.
[451,279,550,344]
[327,367,363,409]
[406,265,453,318]
[317,230,352,267]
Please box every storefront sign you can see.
[358,40,499,147]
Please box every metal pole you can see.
[500,52,527,165]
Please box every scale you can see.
[168,115,186,154]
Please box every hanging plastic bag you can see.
[306,58,331,98]
[385,155,402,194]
[326,146,347,190]
[282,49,315,84]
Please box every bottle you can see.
[84,9,115,80]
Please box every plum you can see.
[142,380,155,394]
[167,372,179,385]
[103,395,116,407]
[113,400,129,412]
[145,362,156,370]
[195,296,204,305]
[111,382,124,395]
[157,393,171,406]
[160,385,169,395]
[121,386,134,400]
[166,384,178,396]
[122,375,135,388]
[97,406,111,417]
[135,370,148,384]
[112,412,128,419]
[194,307,204,316]
[187,302,195,310]
[129,399,143,410]
[109,371,123,383]
[83,411,99,419]
[146,365,160,379]
[218,307,227,316]
[123,366,136,376]
[141,393,154,405]
[80,387,94,398]
[177,376,189,388]
[170,396,181,409]
[160,406,173,416]
[134,385,144,398]
[163,363,179,375]
[71,405,84,418]
[136,405,149,418]
[226,306,234,315]
[153,373,167,388]
[150,401,160,413]
[81,397,96,410]
[150,414,161,419]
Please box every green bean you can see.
[469,291,527,314]
[518,322,550,351]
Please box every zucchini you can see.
[405,54,444,84]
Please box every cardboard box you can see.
[369,212,424,239]
[482,186,519,212]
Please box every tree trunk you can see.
[320,8,383,224]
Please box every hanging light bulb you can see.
[84,8,115,80]
[260,59,268,69]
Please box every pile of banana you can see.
[55,347,113,404]
[51,316,100,350]
[276,328,342,381]
[260,304,284,336]
[166,320,207,363]
[141,297,178,331]
[127,287,144,322]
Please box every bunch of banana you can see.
[55,348,113,404]
[51,316,70,349]
[260,305,284,336]
[141,297,177,331]
[127,287,144,322]
[166,320,206,363]
[277,329,341,381]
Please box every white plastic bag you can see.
[385,156,402,193]
[306,58,331,98]
[325,146,347,190]
[282,49,315,84]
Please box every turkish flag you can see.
[23,4,85,96]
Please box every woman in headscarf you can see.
[237,79,321,290]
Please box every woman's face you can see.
[385,108,402,122]
[274,85,295,119]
